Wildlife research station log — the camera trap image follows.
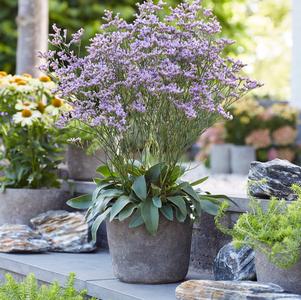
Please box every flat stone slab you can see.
[0,251,207,300]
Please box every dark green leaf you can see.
[180,182,200,201]
[160,205,173,221]
[129,208,144,228]
[91,208,111,241]
[145,163,163,183]
[132,175,147,200]
[176,209,186,222]
[141,198,159,235]
[109,195,131,221]
[67,194,92,210]
[167,196,187,216]
[152,196,162,208]
[199,199,220,216]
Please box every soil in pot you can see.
[106,217,193,284]
[255,250,301,294]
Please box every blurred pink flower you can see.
[267,148,278,160]
[258,108,273,121]
[197,123,225,146]
[272,126,297,146]
[245,129,271,149]
[277,148,295,162]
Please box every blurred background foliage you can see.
[0,0,291,100]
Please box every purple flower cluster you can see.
[41,0,261,132]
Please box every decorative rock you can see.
[0,224,49,253]
[248,159,301,200]
[175,280,301,300]
[213,242,256,281]
[31,210,96,253]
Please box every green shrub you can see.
[215,184,301,269]
[0,273,97,300]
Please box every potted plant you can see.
[41,0,260,283]
[0,72,71,224]
[216,184,301,294]
[64,120,106,181]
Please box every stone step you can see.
[0,251,209,300]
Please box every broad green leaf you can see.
[141,198,159,235]
[152,196,162,208]
[96,165,112,177]
[109,195,131,221]
[150,183,161,196]
[132,176,147,200]
[167,196,187,216]
[199,199,220,216]
[91,208,111,241]
[129,208,144,228]
[180,182,200,201]
[67,194,92,210]
[100,188,123,198]
[160,205,173,221]
[190,176,209,186]
[176,209,186,222]
[145,163,163,183]
[118,204,137,221]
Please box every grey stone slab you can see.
[0,251,114,281]
[87,279,178,300]
[0,251,206,300]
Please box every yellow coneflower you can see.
[22,73,32,78]
[39,75,51,82]
[37,101,46,113]
[13,109,41,126]
[0,71,7,77]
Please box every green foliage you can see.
[215,184,301,269]
[68,161,229,238]
[0,273,97,300]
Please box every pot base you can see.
[106,217,193,284]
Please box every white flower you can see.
[15,100,37,111]
[13,109,41,126]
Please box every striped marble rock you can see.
[31,210,96,253]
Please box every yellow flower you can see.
[13,109,41,126]
[45,97,65,115]
[0,71,7,77]
[37,101,46,113]
[240,116,250,124]
[22,73,32,78]
[39,75,51,83]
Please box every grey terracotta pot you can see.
[210,144,231,174]
[255,250,301,294]
[106,217,193,283]
[67,146,106,181]
[0,188,70,225]
[230,145,256,175]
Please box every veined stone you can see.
[213,242,256,281]
[248,159,301,201]
[31,210,96,253]
[175,280,301,300]
[0,224,49,253]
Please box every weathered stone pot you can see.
[210,144,231,174]
[106,217,193,283]
[255,250,301,294]
[67,146,106,181]
[0,188,70,225]
[230,145,256,175]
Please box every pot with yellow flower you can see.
[0,73,71,225]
